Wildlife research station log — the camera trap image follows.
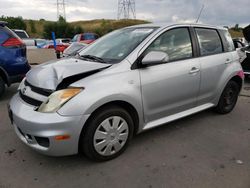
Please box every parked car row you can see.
[13,28,99,54]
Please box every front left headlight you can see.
[38,88,83,113]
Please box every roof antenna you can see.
[196,1,205,23]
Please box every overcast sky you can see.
[0,0,249,27]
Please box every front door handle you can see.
[189,67,200,74]
[225,58,232,64]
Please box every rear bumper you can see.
[9,93,89,156]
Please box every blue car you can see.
[0,21,30,97]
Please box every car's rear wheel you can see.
[80,105,134,161]
[0,76,5,98]
[215,80,240,114]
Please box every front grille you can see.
[19,91,43,106]
[25,80,52,97]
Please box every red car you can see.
[71,33,99,44]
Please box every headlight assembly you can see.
[38,88,83,113]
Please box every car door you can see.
[139,27,201,123]
[194,28,233,105]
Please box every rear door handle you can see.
[189,67,200,74]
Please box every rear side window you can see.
[146,28,193,62]
[195,28,223,56]
[220,30,235,52]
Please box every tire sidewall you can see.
[81,106,134,161]
[216,81,240,114]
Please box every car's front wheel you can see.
[0,76,5,98]
[215,80,240,114]
[80,105,134,161]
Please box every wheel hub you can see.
[93,116,129,156]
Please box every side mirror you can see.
[141,51,169,65]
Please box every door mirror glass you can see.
[141,51,169,65]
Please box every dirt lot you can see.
[0,73,250,187]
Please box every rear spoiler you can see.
[243,25,250,42]
[0,21,8,27]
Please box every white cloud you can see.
[0,0,249,27]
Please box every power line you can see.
[118,0,136,20]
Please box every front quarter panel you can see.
[57,61,143,129]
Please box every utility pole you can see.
[57,0,66,20]
[118,0,136,20]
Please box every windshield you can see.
[72,34,79,42]
[79,27,157,64]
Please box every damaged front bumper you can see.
[8,93,89,156]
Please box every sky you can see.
[0,0,249,27]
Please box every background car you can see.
[241,25,250,77]
[61,42,88,58]
[12,29,37,49]
[0,21,30,97]
[71,33,99,44]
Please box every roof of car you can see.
[126,23,227,30]
[0,21,8,27]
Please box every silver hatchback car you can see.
[9,23,244,161]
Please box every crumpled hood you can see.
[26,58,111,90]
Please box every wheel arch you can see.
[0,67,10,86]
[78,100,140,153]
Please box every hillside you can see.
[24,19,149,38]
[24,19,243,39]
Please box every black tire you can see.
[0,76,5,98]
[80,105,134,161]
[215,80,240,114]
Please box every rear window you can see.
[13,31,28,39]
[62,39,70,43]
[82,34,96,40]
[195,28,223,56]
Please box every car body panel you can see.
[0,24,30,86]
[9,23,243,156]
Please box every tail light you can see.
[2,37,24,47]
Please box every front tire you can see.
[80,105,134,161]
[0,76,5,98]
[215,80,240,114]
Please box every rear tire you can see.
[80,105,134,161]
[215,80,240,114]
[0,76,5,98]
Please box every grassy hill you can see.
[24,19,243,39]
[25,19,149,38]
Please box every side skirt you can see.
[142,103,214,131]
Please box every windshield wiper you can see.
[79,54,107,64]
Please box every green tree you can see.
[43,16,83,39]
[0,15,26,30]
[29,20,36,33]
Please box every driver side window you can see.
[145,28,193,62]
